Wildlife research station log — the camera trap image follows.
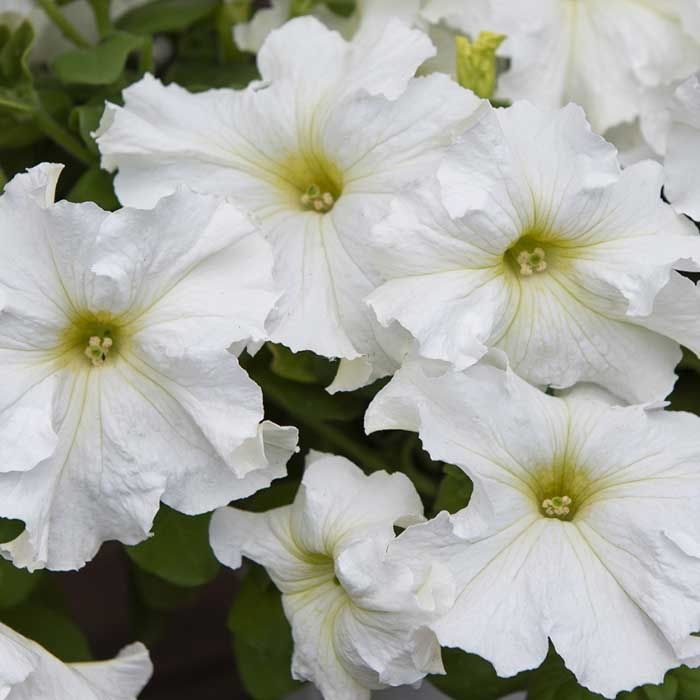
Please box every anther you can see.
[517,247,547,276]
[84,335,113,367]
[542,495,572,518]
[301,184,335,213]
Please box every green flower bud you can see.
[455,31,506,99]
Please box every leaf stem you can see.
[34,108,94,165]
[36,0,91,48]
[88,0,112,38]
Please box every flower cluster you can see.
[3,0,700,698]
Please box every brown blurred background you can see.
[56,543,247,699]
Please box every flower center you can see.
[541,495,572,518]
[301,184,335,213]
[60,311,124,368]
[516,247,547,276]
[528,457,600,521]
[505,236,552,277]
[278,150,343,215]
[84,335,113,367]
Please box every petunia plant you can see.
[2,1,700,700]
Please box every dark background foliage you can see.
[2,2,700,698]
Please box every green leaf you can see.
[0,518,24,544]
[116,0,219,34]
[0,559,44,609]
[228,565,301,700]
[165,58,259,91]
[126,505,220,588]
[525,651,684,700]
[433,464,473,515]
[668,369,700,415]
[69,102,105,154]
[0,116,42,148]
[0,22,36,113]
[672,666,700,699]
[237,478,300,513]
[249,363,366,422]
[269,343,338,386]
[291,0,318,16]
[430,650,528,700]
[52,32,145,85]
[324,0,356,17]
[527,652,604,700]
[619,677,680,700]
[132,568,199,611]
[0,604,92,662]
[67,167,120,210]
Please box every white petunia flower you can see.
[0,629,151,699]
[233,0,354,53]
[664,73,700,220]
[366,359,700,698]
[366,101,700,403]
[424,0,700,134]
[210,453,456,700]
[0,163,297,571]
[95,17,481,390]
[233,0,457,75]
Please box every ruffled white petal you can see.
[367,360,700,697]
[96,32,480,378]
[257,16,434,104]
[210,454,452,699]
[665,73,700,219]
[0,168,293,570]
[368,102,700,401]
[1,626,152,700]
[429,0,700,133]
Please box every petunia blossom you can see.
[233,0,457,76]
[366,101,700,403]
[95,17,481,391]
[664,73,700,220]
[0,629,151,699]
[210,453,456,700]
[366,359,700,698]
[0,163,297,571]
[423,0,700,135]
